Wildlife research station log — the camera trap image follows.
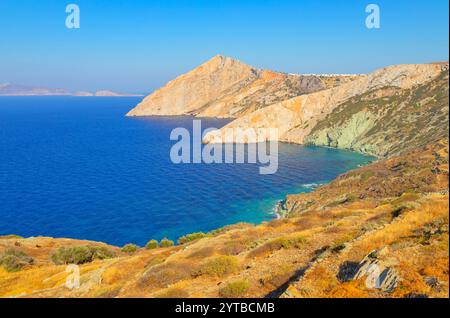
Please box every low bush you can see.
[219,280,249,298]
[121,244,140,254]
[145,239,159,250]
[220,241,247,256]
[0,249,34,272]
[178,232,207,245]
[196,256,239,277]
[160,238,174,248]
[51,245,115,265]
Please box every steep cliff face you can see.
[203,63,446,152]
[128,56,447,158]
[126,55,355,118]
[305,70,449,157]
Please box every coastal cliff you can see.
[126,55,358,118]
[126,55,446,159]
[202,61,447,158]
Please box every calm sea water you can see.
[0,97,372,246]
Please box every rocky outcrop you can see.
[351,250,399,293]
[305,70,449,157]
[128,56,447,158]
[203,63,446,150]
[126,55,356,118]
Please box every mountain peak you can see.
[202,55,250,69]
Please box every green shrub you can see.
[160,238,174,248]
[178,232,207,245]
[92,246,117,259]
[121,244,140,254]
[145,239,159,250]
[51,245,115,265]
[196,256,239,277]
[0,249,34,272]
[219,280,249,298]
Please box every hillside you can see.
[126,55,359,118]
[203,62,447,155]
[304,67,449,157]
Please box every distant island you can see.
[0,83,143,97]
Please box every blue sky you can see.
[0,0,448,93]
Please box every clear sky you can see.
[0,0,448,93]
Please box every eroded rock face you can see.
[203,63,446,148]
[126,55,351,118]
[304,69,449,157]
[129,56,446,158]
[127,56,447,159]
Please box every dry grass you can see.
[219,280,249,298]
[195,256,240,277]
[247,235,306,258]
[138,262,196,289]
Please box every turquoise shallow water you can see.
[0,97,373,246]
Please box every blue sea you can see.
[0,97,372,246]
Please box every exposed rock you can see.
[425,276,439,289]
[336,261,360,282]
[352,250,399,293]
[203,62,446,147]
[305,69,449,157]
[126,55,354,118]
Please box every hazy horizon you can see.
[1,0,448,92]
